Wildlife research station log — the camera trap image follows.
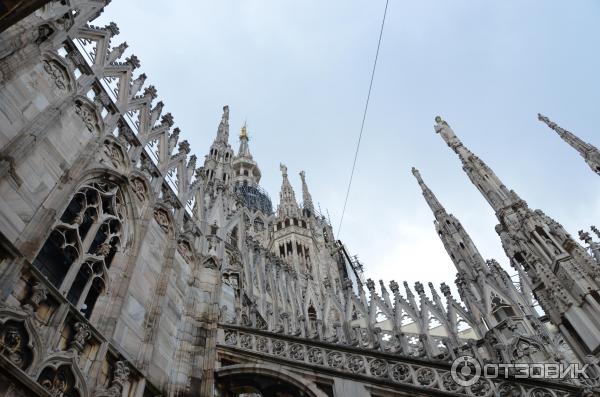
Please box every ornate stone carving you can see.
[94,361,131,397]
[441,372,462,393]
[307,347,323,365]
[326,351,343,369]
[23,282,48,313]
[240,333,252,349]
[497,382,523,397]
[177,239,193,263]
[114,360,130,381]
[390,363,411,383]
[289,344,304,361]
[102,140,125,169]
[369,358,388,378]
[38,365,78,397]
[272,340,285,356]
[43,60,69,92]
[469,379,493,397]
[256,336,267,353]
[218,327,583,395]
[153,208,172,233]
[69,322,91,353]
[0,321,32,370]
[416,367,436,386]
[224,330,237,346]
[347,355,365,374]
[74,99,99,133]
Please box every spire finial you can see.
[240,121,248,139]
[411,167,423,183]
[434,116,517,211]
[299,170,315,216]
[538,113,600,176]
[277,163,299,218]
[411,167,445,214]
[215,105,230,143]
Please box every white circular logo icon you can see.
[451,356,481,387]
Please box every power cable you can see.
[337,0,390,238]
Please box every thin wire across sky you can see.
[337,0,390,238]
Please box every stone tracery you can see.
[0,2,597,397]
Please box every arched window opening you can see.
[34,229,79,287]
[216,370,311,397]
[284,219,290,227]
[67,260,107,318]
[33,182,125,319]
[307,305,318,335]
[230,227,238,246]
[279,244,285,258]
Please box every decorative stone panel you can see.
[219,326,581,397]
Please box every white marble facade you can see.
[0,2,599,397]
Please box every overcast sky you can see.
[96,1,600,291]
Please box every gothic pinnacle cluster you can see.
[1,2,600,396]
[416,115,600,364]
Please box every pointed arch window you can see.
[229,226,238,246]
[33,182,126,319]
[307,305,318,334]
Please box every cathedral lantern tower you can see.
[231,123,272,215]
[232,123,262,186]
[435,116,600,360]
[272,164,314,277]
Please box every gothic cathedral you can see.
[0,2,599,397]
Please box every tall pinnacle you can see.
[538,113,600,176]
[215,105,229,143]
[412,167,488,278]
[434,116,518,212]
[299,170,315,216]
[411,167,445,215]
[278,163,300,218]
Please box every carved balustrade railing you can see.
[218,325,589,397]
